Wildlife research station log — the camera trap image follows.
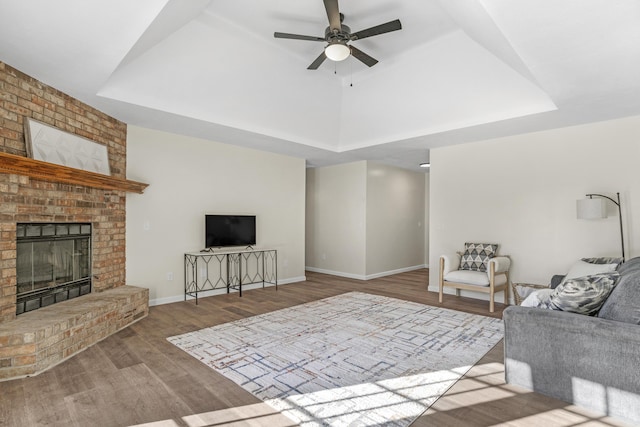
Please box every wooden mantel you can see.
[0,151,148,194]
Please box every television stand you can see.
[184,248,277,303]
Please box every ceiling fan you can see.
[274,0,402,70]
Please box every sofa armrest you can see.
[440,253,460,276]
[503,306,640,422]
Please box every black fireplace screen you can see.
[16,223,92,314]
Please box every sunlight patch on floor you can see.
[420,361,632,427]
[128,402,297,427]
[265,367,473,426]
[504,408,598,426]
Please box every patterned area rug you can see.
[168,292,503,426]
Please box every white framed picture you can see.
[24,117,111,175]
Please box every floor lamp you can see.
[576,192,625,262]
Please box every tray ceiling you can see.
[1,0,639,170]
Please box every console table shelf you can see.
[184,248,277,302]
[0,151,148,193]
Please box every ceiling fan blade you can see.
[274,32,325,42]
[323,0,342,32]
[307,51,327,70]
[350,19,402,40]
[350,46,378,67]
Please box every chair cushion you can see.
[444,270,490,286]
[459,243,497,273]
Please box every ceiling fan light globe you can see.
[325,43,350,61]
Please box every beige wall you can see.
[429,115,640,302]
[126,126,306,305]
[365,162,426,276]
[306,162,368,277]
[306,161,426,279]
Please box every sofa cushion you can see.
[599,257,640,324]
[616,256,640,275]
[459,243,497,273]
[549,272,619,316]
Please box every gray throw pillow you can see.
[549,272,620,316]
[459,242,497,273]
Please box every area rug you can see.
[168,292,503,426]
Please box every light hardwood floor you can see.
[0,269,630,427]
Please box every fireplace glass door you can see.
[16,223,92,314]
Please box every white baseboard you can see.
[365,264,427,280]
[149,275,307,307]
[305,265,427,281]
[304,267,366,280]
[279,275,307,285]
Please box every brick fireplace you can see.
[0,62,149,379]
[0,61,129,322]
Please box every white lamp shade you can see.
[577,198,607,219]
[325,43,350,61]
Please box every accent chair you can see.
[439,242,511,312]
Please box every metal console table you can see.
[184,248,277,303]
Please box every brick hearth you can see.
[0,286,148,380]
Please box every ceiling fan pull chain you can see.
[350,60,353,87]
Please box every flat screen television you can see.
[205,215,256,248]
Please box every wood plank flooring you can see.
[0,269,630,427]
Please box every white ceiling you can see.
[1,0,640,171]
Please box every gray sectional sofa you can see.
[503,256,640,424]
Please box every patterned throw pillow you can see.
[459,243,498,272]
[548,272,620,316]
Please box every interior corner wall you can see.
[125,126,306,305]
[429,114,640,302]
[424,173,430,267]
[365,162,426,277]
[305,161,426,279]
[305,162,368,278]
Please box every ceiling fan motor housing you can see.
[325,24,351,44]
